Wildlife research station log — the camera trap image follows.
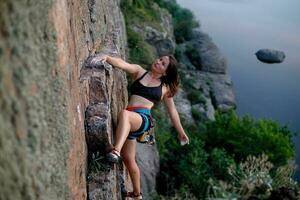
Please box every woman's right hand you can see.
[90,54,109,65]
[88,54,142,74]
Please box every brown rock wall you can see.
[0,0,128,199]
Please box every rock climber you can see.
[89,54,189,199]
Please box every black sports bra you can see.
[130,71,162,103]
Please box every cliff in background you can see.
[0,0,129,199]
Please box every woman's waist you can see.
[126,105,152,116]
[128,96,154,109]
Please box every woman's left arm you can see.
[163,95,189,144]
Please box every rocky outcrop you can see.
[255,49,286,63]
[190,31,228,74]
[81,58,129,200]
[177,30,236,120]
[143,25,175,56]
[174,88,195,124]
[132,5,175,57]
[0,0,129,199]
[209,73,236,112]
[136,143,160,200]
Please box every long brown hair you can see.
[161,55,179,97]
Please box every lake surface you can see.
[177,0,300,180]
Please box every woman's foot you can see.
[125,191,142,200]
[106,148,121,163]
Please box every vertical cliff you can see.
[0,0,129,199]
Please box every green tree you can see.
[202,110,295,167]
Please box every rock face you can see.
[208,73,236,112]
[177,29,236,120]
[255,49,286,63]
[174,88,195,124]
[0,0,130,200]
[81,58,129,200]
[132,5,175,57]
[184,70,236,118]
[191,31,228,74]
[136,143,160,200]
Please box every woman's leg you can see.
[114,109,143,152]
[121,139,141,195]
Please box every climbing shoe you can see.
[106,148,121,163]
[125,192,143,200]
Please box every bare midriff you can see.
[127,95,154,109]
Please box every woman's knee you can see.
[122,152,136,166]
[118,109,129,120]
[124,159,138,171]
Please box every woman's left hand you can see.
[179,133,189,146]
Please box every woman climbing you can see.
[90,54,189,199]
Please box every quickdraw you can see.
[136,116,155,145]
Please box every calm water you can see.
[177,0,300,179]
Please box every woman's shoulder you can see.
[161,85,171,99]
[132,68,147,81]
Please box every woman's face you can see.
[152,56,170,75]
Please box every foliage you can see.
[174,45,182,62]
[121,0,162,30]
[202,110,295,167]
[191,107,202,121]
[185,43,202,70]
[208,148,235,181]
[270,160,299,200]
[121,0,161,67]
[154,105,296,199]
[154,106,234,198]
[153,0,199,43]
[187,89,206,105]
[87,151,111,181]
[151,185,197,200]
[151,106,174,157]
[272,161,298,190]
[127,27,155,67]
[207,154,299,200]
[178,70,196,90]
[155,127,210,198]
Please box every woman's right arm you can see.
[91,54,144,77]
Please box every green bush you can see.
[179,70,196,89]
[151,106,174,157]
[208,148,235,181]
[191,107,202,121]
[154,0,199,43]
[174,45,182,62]
[176,138,210,197]
[207,154,273,199]
[121,0,160,25]
[127,27,155,67]
[154,106,296,199]
[207,154,300,200]
[202,110,295,167]
[121,0,161,67]
[156,129,210,198]
[187,89,206,105]
[185,43,202,70]
[151,185,197,200]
